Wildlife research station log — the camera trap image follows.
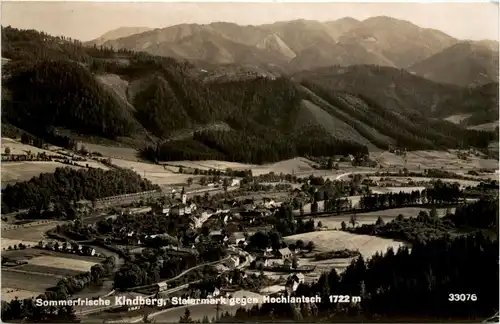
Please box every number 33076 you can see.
[449,294,477,301]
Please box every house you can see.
[228,232,246,245]
[208,287,221,299]
[262,198,276,209]
[286,273,305,292]
[290,273,305,284]
[171,204,186,216]
[71,243,82,253]
[81,246,96,256]
[275,247,292,259]
[226,256,240,268]
[264,247,274,257]
[255,257,270,269]
[154,204,170,215]
[156,281,168,292]
[230,179,241,187]
[209,230,226,243]
[283,258,292,269]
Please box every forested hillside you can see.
[1,27,496,164]
[1,167,160,213]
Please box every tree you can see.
[179,308,193,323]
[306,241,315,252]
[430,206,438,219]
[187,178,193,186]
[327,157,333,169]
[317,221,323,228]
[341,221,347,231]
[295,240,304,250]
[4,147,10,155]
[350,213,358,227]
[375,216,385,226]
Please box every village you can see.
[1,134,498,322]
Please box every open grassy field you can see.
[110,158,198,186]
[283,230,405,255]
[2,221,60,241]
[2,247,105,263]
[26,256,97,272]
[467,121,499,132]
[370,150,498,171]
[162,157,320,176]
[282,230,406,280]
[2,287,44,302]
[1,137,64,156]
[444,114,473,124]
[2,269,59,292]
[82,142,141,161]
[163,160,256,171]
[1,161,81,187]
[312,207,453,230]
[16,264,84,276]
[71,160,110,170]
[1,238,38,250]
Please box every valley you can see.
[1,6,499,323]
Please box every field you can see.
[110,158,199,186]
[371,177,481,188]
[443,114,472,124]
[15,264,85,276]
[284,230,405,255]
[2,287,43,302]
[2,269,59,294]
[313,207,454,229]
[281,230,406,281]
[72,160,110,170]
[467,121,499,132]
[163,160,256,171]
[1,137,64,156]
[82,142,140,161]
[2,247,106,265]
[370,150,498,171]
[1,161,81,186]
[26,255,97,272]
[2,221,60,241]
[2,238,38,250]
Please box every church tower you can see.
[181,187,187,204]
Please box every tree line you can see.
[1,167,159,213]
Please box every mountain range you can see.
[1,26,497,164]
[88,16,499,87]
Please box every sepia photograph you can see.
[0,1,499,323]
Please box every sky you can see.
[1,1,499,42]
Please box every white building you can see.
[226,256,240,268]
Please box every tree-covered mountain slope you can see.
[2,26,496,164]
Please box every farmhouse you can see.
[275,247,292,259]
[208,287,221,299]
[81,246,96,256]
[228,232,246,245]
[154,204,170,215]
[285,273,305,292]
[171,204,190,216]
[226,256,240,268]
[156,281,168,293]
[255,257,270,269]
